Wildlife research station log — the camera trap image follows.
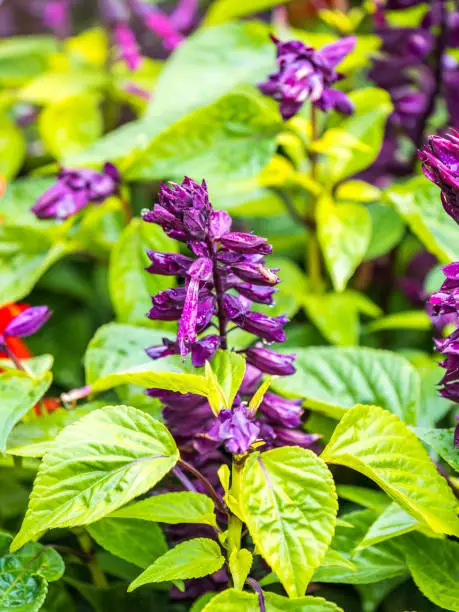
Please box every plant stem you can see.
[310,104,319,181]
[173,465,197,492]
[208,240,227,349]
[307,232,322,294]
[75,530,108,589]
[227,460,243,557]
[4,346,32,375]
[178,459,227,515]
[247,578,266,612]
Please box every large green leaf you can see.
[125,91,280,187]
[271,347,420,424]
[146,22,274,122]
[110,492,217,528]
[88,517,167,569]
[128,538,225,591]
[336,485,390,512]
[317,88,392,184]
[0,114,26,180]
[11,405,179,551]
[386,177,459,263]
[416,427,459,472]
[0,537,64,612]
[303,291,381,346]
[364,203,405,261]
[316,196,372,292]
[38,95,103,159]
[240,446,337,598]
[0,371,52,452]
[322,404,459,536]
[202,590,344,611]
[399,532,459,611]
[7,402,102,458]
[109,218,177,326]
[312,510,407,584]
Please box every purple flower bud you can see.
[239,364,263,395]
[205,405,261,455]
[259,35,356,120]
[233,311,287,343]
[222,294,250,320]
[130,0,184,50]
[258,392,303,428]
[234,283,277,305]
[245,346,296,376]
[430,262,459,318]
[183,208,208,239]
[145,251,193,276]
[419,130,459,224]
[147,288,186,321]
[220,232,272,255]
[145,338,179,360]
[113,23,142,71]
[195,293,216,333]
[209,211,232,240]
[4,306,51,338]
[191,335,220,367]
[271,427,321,449]
[232,263,279,286]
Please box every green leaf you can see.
[204,0,291,24]
[7,402,104,458]
[125,91,280,187]
[408,353,453,428]
[202,590,344,611]
[317,88,392,184]
[317,196,372,292]
[271,347,420,424]
[110,491,217,528]
[38,95,103,159]
[11,405,179,551]
[303,291,381,346]
[0,177,58,231]
[322,404,459,536]
[399,532,459,611]
[321,548,356,572]
[365,310,431,333]
[88,517,167,569]
[336,485,390,512]
[0,36,57,87]
[210,350,246,409]
[0,354,53,378]
[240,446,337,597]
[19,71,106,105]
[313,510,407,585]
[0,371,52,452]
[128,538,225,591]
[336,181,381,203]
[364,203,405,261]
[109,218,177,326]
[416,427,459,472]
[146,22,274,122]
[229,548,253,590]
[355,503,420,550]
[386,177,459,263]
[357,577,407,612]
[0,114,26,180]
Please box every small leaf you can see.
[365,311,431,333]
[210,350,246,408]
[88,517,167,568]
[415,427,459,472]
[12,405,179,551]
[317,196,372,292]
[399,532,459,611]
[229,548,253,590]
[202,589,344,611]
[0,370,52,452]
[271,347,420,424]
[248,376,273,412]
[321,548,356,572]
[240,446,337,597]
[322,404,459,536]
[128,538,225,591]
[0,114,26,180]
[110,492,218,528]
[205,361,227,415]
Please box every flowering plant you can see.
[0,1,458,611]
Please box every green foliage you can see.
[0,370,52,452]
[128,539,225,591]
[271,347,420,423]
[240,446,337,597]
[12,405,179,551]
[228,548,253,590]
[110,492,218,528]
[415,427,459,472]
[204,0,291,25]
[202,590,344,611]
[0,114,26,180]
[322,404,459,536]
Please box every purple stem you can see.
[4,346,29,374]
[208,240,228,350]
[173,465,197,492]
[247,578,266,612]
[178,459,227,515]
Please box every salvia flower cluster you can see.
[142,177,317,458]
[421,131,459,446]
[258,34,356,120]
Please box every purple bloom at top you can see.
[143,177,288,366]
[0,306,51,348]
[258,35,356,121]
[32,163,120,220]
[419,130,459,224]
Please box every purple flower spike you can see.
[4,306,51,338]
[259,34,356,120]
[419,130,459,224]
[113,22,142,71]
[32,164,120,220]
[245,345,296,376]
[205,405,261,455]
[259,392,303,428]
